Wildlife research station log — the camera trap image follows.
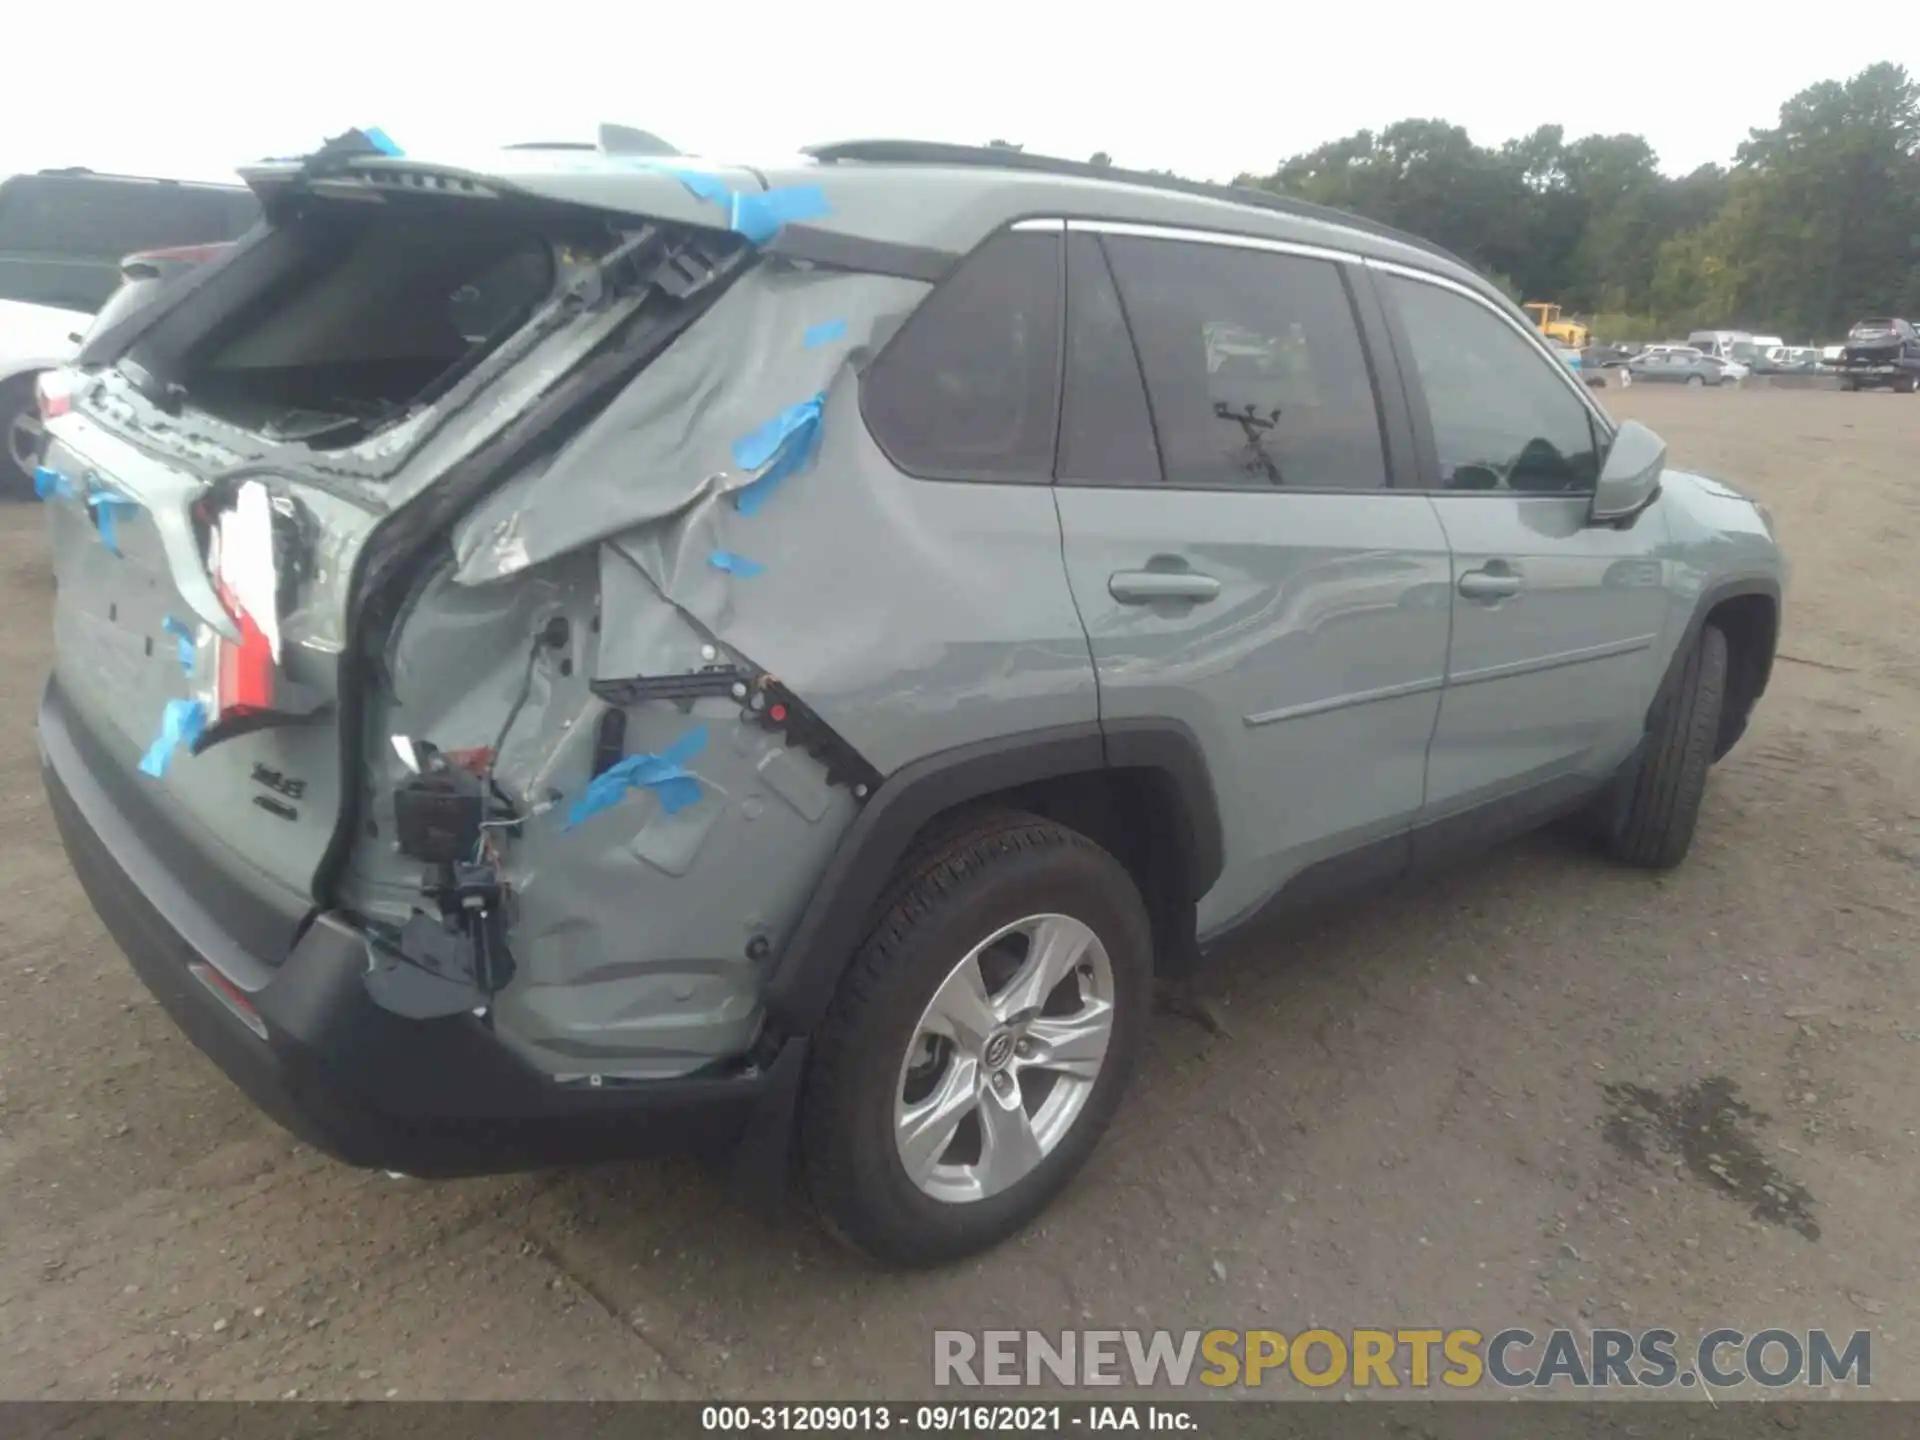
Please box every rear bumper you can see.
[40,678,804,1180]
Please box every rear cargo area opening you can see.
[131,200,566,446]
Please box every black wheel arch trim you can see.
[1654,574,1781,727]
[761,718,1223,1036]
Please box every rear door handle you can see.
[1109,571,1222,604]
[1458,567,1523,601]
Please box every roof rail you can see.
[802,140,1458,266]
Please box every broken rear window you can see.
[136,203,561,445]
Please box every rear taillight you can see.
[202,480,287,731]
[213,580,277,718]
[35,370,74,420]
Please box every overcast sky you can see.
[5,2,1916,187]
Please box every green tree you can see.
[1715,63,1920,335]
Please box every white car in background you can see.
[0,169,255,495]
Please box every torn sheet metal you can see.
[453,259,1099,777]
[452,267,925,587]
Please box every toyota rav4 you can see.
[37,133,1785,1267]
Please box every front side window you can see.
[1386,276,1601,494]
[1101,236,1388,490]
[862,230,1062,482]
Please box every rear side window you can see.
[862,230,1062,482]
[1386,276,1601,494]
[1101,236,1388,490]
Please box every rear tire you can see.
[1600,625,1728,869]
[798,813,1152,1267]
[0,377,44,501]
[1686,374,1705,388]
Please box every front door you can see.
[1051,227,1454,934]
[1373,269,1671,848]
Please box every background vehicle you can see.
[1835,317,1920,392]
[1584,342,1639,368]
[1524,301,1590,348]
[1753,345,1820,374]
[1686,329,1756,361]
[0,170,256,494]
[38,135,1784,1267]
[1627,350,1737,386]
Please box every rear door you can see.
[1051,225,1453,935]
[1372,266,1670,848]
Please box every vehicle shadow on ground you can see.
[530,822,1623,1300]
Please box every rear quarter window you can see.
[860,229,1063,482]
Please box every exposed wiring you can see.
[473,630,546,865]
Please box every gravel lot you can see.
[2,387,1917,1401]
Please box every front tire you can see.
[1600,625,1728,869]
[798,813,1152,1267]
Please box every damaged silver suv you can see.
[38,131,1785,1267]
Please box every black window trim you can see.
[1364,256,1617,500]
[1051,218,1413,496]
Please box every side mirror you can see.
[1589,420,1665,524]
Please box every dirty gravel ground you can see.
[1,388,1917,1402]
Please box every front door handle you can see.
[1109,570,1222,604]
[1458,566,1523,601]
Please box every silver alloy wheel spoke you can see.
[897,1055,981,1186]
[976,1078,1045,1197]
[923,954,999,1050]
[995,915,1095,1021]
[1021,1002,1113,1080]
[893,911,1117,1205]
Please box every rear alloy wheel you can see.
[1686,374,1706,388]
[1,377,44,500]
[799,814,1152,1267]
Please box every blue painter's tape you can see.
[138,699,206,779]
[564,725,708,829]
[728,185,830,244]
[86,485,141,557]
[668,168,732,206]
[162,616,195,674]
[33,465,73,501]
[363,126,404,156]
[731,392,825,517]
[708,549,766,578]
[803,318,847,350]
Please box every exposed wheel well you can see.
[1707,593,1777,760]
[907,768,1198,976]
